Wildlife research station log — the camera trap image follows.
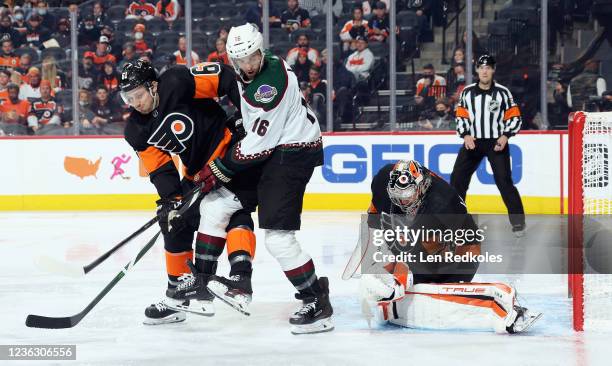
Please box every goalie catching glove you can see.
[193,159,233,194]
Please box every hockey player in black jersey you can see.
[121,60,259,325]
[350,160,541,333]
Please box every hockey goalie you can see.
[344,160,541,334]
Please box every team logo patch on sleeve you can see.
[254,84,278,103]
[147,112,194,154]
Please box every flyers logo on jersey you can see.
[147,112,194,154]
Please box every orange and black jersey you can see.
[29,97,63,125]
[367,163,477,234]
[124,63,240,199]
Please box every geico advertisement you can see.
[0,134,563,197]
[307,134,563,197]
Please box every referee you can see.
[450,54,525,236]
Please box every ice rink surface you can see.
[1,211,610,366]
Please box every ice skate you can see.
[207,274,252,316]
[290,277,334,335]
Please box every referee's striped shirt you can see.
[455,81,522,139]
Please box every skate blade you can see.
[513,312,543,333]
[143,312,186,325]
[291,317,334,335]
[207,280,251,316]
[165,299,215,317]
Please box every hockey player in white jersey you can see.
[176,23,333,334]
[348,160,541,333]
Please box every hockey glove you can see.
[193,159,233,194]
[156,197,186,235]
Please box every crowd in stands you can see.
[1,0,608,136]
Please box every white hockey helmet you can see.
[226,23,265,82]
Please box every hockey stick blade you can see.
[25,231,162,329]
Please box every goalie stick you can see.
[25,230,162,329]
[36,186,202,277]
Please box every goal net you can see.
[568,111,612,332]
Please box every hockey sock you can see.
[195,233,225,274]
[227,227,256,278]
[284,259,321,296]
[165,250,193,289]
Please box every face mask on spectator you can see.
[38,9,47,15]
[85,23,94,30]
[79,100,88,107]
[134,32,143,40]
[436,110,447,117]
[457,75,465,82]
[15,14,24,21]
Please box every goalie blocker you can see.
[354,160,541,334]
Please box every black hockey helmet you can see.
[119,59,157,94]
[387,160,431,215]
[476,54,496,68]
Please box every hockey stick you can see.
[36,187,202,277]
[25,230,162,329]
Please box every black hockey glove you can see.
[226,114,246,141]
[156,197,186,235]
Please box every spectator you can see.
[415,63,446,99]
[451,47,465,67]
[34,1,56,31]
[19,67,43,101]
[281,0,311,33]
[15,52,32,77]
[307,65,330,125]
[50,18,71,49]
[90,86,124,127]
[207,38,229,65]
[360,0,390,17]
[340,6,370,53]
[131,23,153,56]
[287,33,320,66]
[1,15,23,47]
[100,25,123,61]
[24,14,50,50]
[77,88,96,131]
[0,39,20,69]
[126,0,157,21]
[78,54,99,90]
[369,1,389,42]
[92,1,110,28]
[0,69,10,102]
[293,50,313,84]
[455,31,488,63]
[41,56,65,92]
[0,83,30,127]
[85,36,117,71]
[174,35,201,66]
[98,61,120,95]
[550,80,570,128]
[567,59,607,111]
[448,63,465,102]
[156,0,180,25]
[320,48,355,126]
[118,42,138,70]
[345,36,374,81]
[418,98,454,130]
[11,7,27,37]
[78,14,100,49]
[245,0,281,31]
[27,79,63,133]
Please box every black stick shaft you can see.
[25,231,162,329]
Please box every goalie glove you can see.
[359,273,408,302]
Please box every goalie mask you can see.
[387,160,431,215]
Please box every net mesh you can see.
[581,112,612,331]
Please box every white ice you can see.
[1,211,610,366]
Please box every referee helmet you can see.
[476,54,496,68]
